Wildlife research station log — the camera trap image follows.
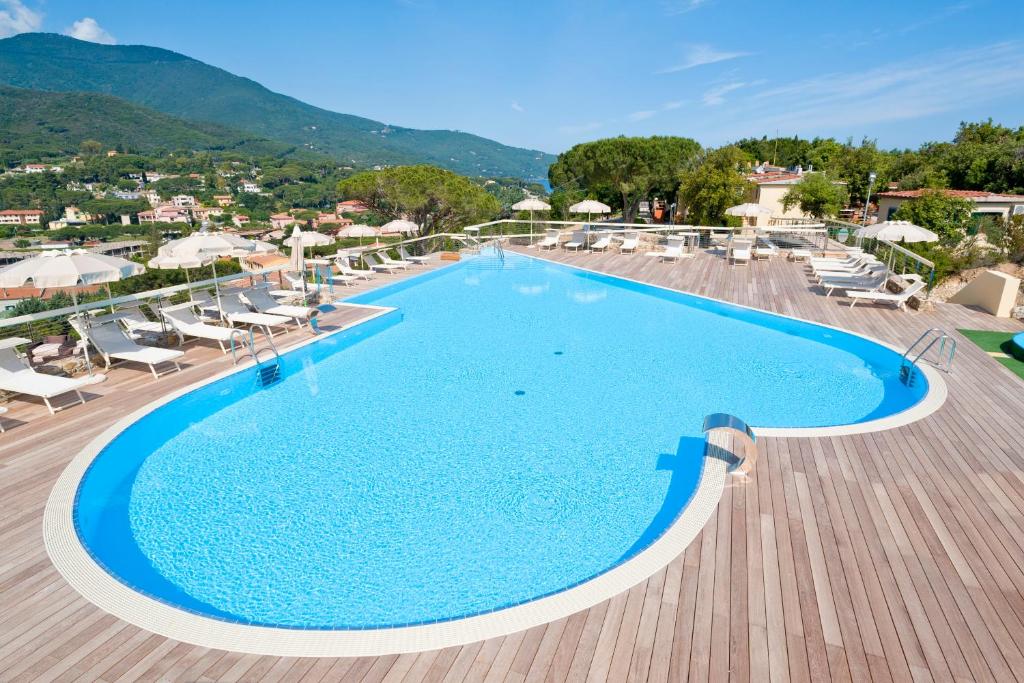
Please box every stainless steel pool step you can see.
[244,324,282,388]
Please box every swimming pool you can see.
[61,251,935,649]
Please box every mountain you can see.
[0,85,314,160]
[0,33,555,179]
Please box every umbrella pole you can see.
[211,259,224,320]
[72,290,93,377]
[530,210,534,242]
[105,283,115,314]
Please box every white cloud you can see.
[511,101,524,113]
[701,42,1024,137]
[702,82,746,106]
[658,44,749,74]
[0,0,42,38]
[628,110,656,121]
[64,17,116,45]
[662,0,709,15]
[662,100,685,110]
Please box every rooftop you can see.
[877,188,1024,201]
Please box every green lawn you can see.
[957,329,1024,380]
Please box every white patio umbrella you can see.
[854,220,938,243]
[569,199,611,224]
[512,197,551,240]
[288,226,308,298]
[0,249,145,375]
[380,219,420,235]
[725,203,772,217]
[337,224,380,246]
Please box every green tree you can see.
[781,173,847,218]
[79,139,103,157]
[676,146,749,225]
[548,136,702,222]
[892,190,974,246]
[338,165,501,234]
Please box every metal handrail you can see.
[902,328,956,373]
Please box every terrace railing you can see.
[824,218,937,293]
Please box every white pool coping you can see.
[44,253,946,657]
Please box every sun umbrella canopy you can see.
[512,198,552,211]
[0,249,144,288]
[147,253,212,270]
[294,231,334,247]
[159,230,270,259]
[569,200,611,215]
[854,220,938,243]
[725,203,772,217]
[380,219,419,235]
[337,224,380,238]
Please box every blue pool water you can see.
[75,252,927,629]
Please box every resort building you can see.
[876,188,1024,222]
[171,194,197,208]
[238,180,262,193]
[0,209,44,226]
[745,171,809,223]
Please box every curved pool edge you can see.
[43,253,948,656]
[521,251,948,438]
[45,418,728,657]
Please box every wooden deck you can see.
[3,249,1024,682]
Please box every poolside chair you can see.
[335,258,373,280]
[563,231,588,252]
[820,269,889,297]
[376,250,412,269]
[0,338,90,413]
[398,245,430,265]
[118,303,171,340]
[219,294,293,338]
[363,252,400,273]
[848,279,926,310]
[657,237,690,263]
[70,318,184,379]
[729,240,752,265]
[161,303,248,355]
[537,229,560,250]
[620,233,640,254]
[189,290,222,321]
[241,287,319,331]
[590,235,612,252]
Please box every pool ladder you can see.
[900,328,956,387]
[244,325,282,388]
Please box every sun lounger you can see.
[0,338,91,413]
[848,280,927,310]
[376,250,412,269]
[219,294,293,337]
[729,240,752,265]
[335,259,373,279]
[363,252,400,273]
[537,229,560,250]
[70,318,183,379]
[620,233,640,254]
[590,235,612,252]
[398,245,430,264]
[161,303,248,355]
[564,231,587,252]
[241,288,319,331]
[820,272,888,297]
[118,304,171,340]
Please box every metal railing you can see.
[824,218,937,293]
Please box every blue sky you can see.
[4,0,1024,154]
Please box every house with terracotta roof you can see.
[270,213,297,230]
[213,195,234,207]
[0,209,45,226]
[337,200,369,214]
[0,285,105,313]
[744,171,809,223]
[876,188,1024,223]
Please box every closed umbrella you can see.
[569,199,611,224]
[854,220,938,243]
[380,219,419,235]
[0,249,145,375]
[288,226,307,298]
[512,197,551,240]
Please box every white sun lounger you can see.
[848,280,927,310]
[620,234,640,254]
[590,235,612,252]
[118,304,167,339]
[398,245,430,264]
[0,338,90,413]
[363,252,400,273]
[242,288,319,331]
[376,250,411,269]
[537,229,560,250]
[219,294,293,337]
[564,231,587,252]
[71,318,184,379]
[729,240,752,265]
[820,272,888,297]
[336,259,374,279]
[161,304,248,355]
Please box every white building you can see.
[171,195,197,208]
[238,180,261,193]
